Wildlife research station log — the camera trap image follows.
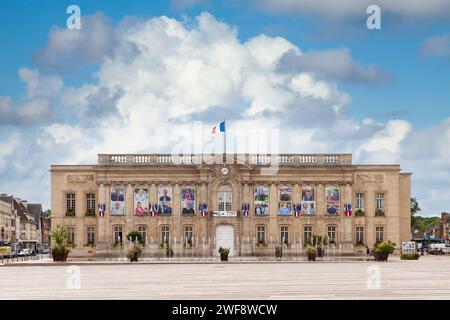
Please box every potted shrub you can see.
[275,245,283,258]
[51,225,72,262]
[307,247,316,261]
[126,245,142,262]
[400,253,420,260]
[355,209,365,217]
[85,209,96,217]
[166,246,174,258]
[373,241,396,261]
[127,231,144,245]
[218,247,230,261]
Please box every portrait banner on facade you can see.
[301,185,316,215]
[278,185,292,215]
[110,185,125,216]
[134,185,149,216]
[181,185,195,214]
[158,185,173,215]
[254,185,269,215]
[325,186,340,215]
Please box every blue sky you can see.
[0,0,449,215]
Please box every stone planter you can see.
[52,250,69,262]
[220,253,228,261]
[317,247,324,257]
[307,252,316,261]
[373,251,389,261]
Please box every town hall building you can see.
[50,153,411,257]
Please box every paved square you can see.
[1,256,449,299]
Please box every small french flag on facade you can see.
[150,204,155,217]
[344,203,352,217]
[294,204,300,217]
[211,120,225,135]
[98,204,105,218]
[199,203,208,216]
[242,203,249,217]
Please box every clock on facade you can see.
[221,167,229,175]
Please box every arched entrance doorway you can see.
[215,224,234,256]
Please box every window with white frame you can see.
[161,226,170,244]
[327,225,337,242]
[66,193,76,214]
[114,226,123,244]
[86,226,95,245]
[86,193,96,213]
[280,226,289,245]
[257,225,266,244]
[303,226,312,243]
[356,193,364,210]
[217,185,232,211]
[138,225,147,244]
[376,226,384,243]
[375,193,384,210]
[66,226,75,244]
[355,226,364,244]
[184,226,193,246]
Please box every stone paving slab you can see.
[0,255,449,300]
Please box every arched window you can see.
[110,185,125,216]
[181,185,195,215]
[254,185,269,215]
[301,185,316,215]
[217,185,232,211]
[278,185,292,215]
[325,186,340,215]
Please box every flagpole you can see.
[223,119,226,160]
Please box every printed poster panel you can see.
[158,185,173,214]
[134,186,149,216]
[181,185,195,214]
[301,186,316,215]
[110,185,125,216]
[325,186,340,215]
[278,185,292,215]
[254,185,269,215]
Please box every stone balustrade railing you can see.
[98,153,352,166]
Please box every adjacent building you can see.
[0,194,44,250]
[50,153,412,257]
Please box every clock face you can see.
[221,167,229,175]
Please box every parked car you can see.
[428,243,448,255]
[18,248,31,256]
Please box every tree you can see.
[411,197,421,228]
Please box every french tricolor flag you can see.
[211,120,225,135]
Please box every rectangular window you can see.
[66,193,76,215]
[86,226,95,245]
[114,226,123,245]
[138,225,147,244]
[67,226,75,244]
[356,193,364,210]
[184,226,193,245]
[257,225,266,244]
[86,193,96,213]
[376,226,384,243]
[355,226,364,244]
[11,219,15,227]
[280,226,289,245]
[327,226,336,242]
[303,226,312,243]
[375,193,384,210]
[161,226,170,244]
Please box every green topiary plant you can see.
[51,225,74,262]
[127,231,144,245]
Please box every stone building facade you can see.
[50,153,411,257]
